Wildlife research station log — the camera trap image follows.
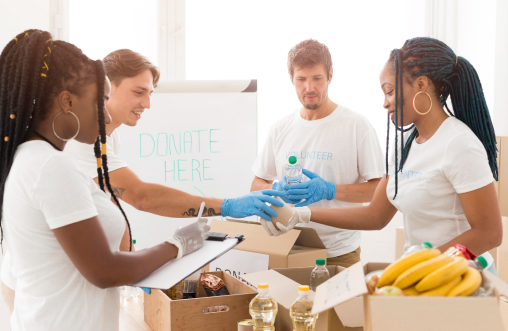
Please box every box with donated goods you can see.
[144,271,257,331]
[209,219,327,269]
[312,262,508,331]
[241,266,364,331]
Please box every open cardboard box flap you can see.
[311,262,367,315]
[210,219,325,258]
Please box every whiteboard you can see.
[118,80,257,248]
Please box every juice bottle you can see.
[290,285,318,331]
[249,283,278,331]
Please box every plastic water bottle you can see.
[469,255,488,271]
[290,285,318,331]
[285,156,302,185]
[249,283,278,331]
[310,259,330,292]
[401,241,433,257]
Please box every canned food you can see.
[237,319,254,331]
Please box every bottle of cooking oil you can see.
[249,283,277,331]
[290,286,318,331]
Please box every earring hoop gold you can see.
[413,92,432,115]
[52,111,80,141]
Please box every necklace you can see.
[33,131,62,151]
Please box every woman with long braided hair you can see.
[264,37,502,274]
[0,30,209,330]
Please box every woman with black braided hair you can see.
[264,37,502,274]
[0,30,210,330]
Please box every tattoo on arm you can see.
[182,207,221,217]
[110,185,126,199]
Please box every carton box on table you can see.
[144,271,256,331]
[209,219,327,269]
[242,266,363,331]
[312,262,508,331]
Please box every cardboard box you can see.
[312,262,508,331]
[209,219,327,269]
[394,227,405,260]
[242,266,363,331]
[497,136,508,217]
[497,217,508,284]
[144,271,257,331]
[500,296,508,331]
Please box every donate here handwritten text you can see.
[139,129,219,182]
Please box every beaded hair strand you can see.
[94,60,133,251]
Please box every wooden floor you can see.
[120,293,153,331]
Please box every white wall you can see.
[0,0,51,51]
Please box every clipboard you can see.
[131,234,245,290]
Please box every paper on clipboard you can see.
[131,236,243,290]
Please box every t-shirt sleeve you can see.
[357,119,385,181]
[105,131,127,173]
[251,124,278,181]
[442,133,494,194]
[33,155,98,229]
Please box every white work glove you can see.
[167,205,210,259]
[260,207,311,237]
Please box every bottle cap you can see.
[477,256,488,269]
[298,285,310,292]
[133,239,137,245]
[257,283,269,289]
[288,156,297,164]
[316,259,326,266]
[422,242,433,248]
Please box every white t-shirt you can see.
[2,141,125,331]
[387,117,495,265]
[252,105,385,257]
[65,129,127,178]
[1,129,127,291]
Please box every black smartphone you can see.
[206,232,228,241]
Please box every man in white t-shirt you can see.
[62,49,283,252]
[251,39,385,267]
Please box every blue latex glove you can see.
[272,176,304,204]
[141,287,151,294]
[221,190,286,221]
[287,169,336,207]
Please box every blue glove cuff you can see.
[220,199,231,217]
[326,181,336,200]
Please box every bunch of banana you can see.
[377,249,483,297]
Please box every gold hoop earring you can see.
[413,91,432,115]
[52,111,80,141]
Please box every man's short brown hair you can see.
[287,39,332,80]
[103,49,160,87]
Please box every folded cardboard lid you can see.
[241,269,316,309]
[294,226,326,249]
[210,219,299,257]
[224,220,326,249]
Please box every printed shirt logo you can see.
[396,169,423,180]
[286,151,333,161]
